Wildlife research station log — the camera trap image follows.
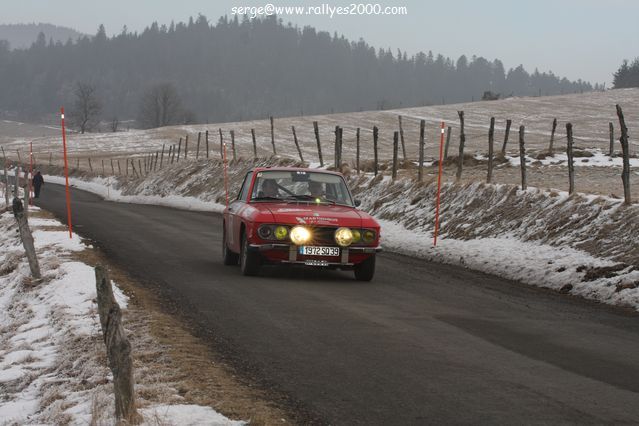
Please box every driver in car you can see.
[308,181,325,199]
[260,179,280,198]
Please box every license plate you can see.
[299,246,340,256]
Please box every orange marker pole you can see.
[222,140,229,208]
[434,121,445,246]
[60,107,73,239]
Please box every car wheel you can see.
[354,254,376,281]
[222,225,239,266]
[240,232,261,276]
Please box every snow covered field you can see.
[36,155,639,312]
[2,89,636,203]
[2,88,638,166]
[0,205,243,425]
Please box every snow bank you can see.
[0,211,242,425]
[351,175,639,309]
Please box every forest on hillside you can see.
[0,14,595,128]
[613,58,639,89]
[0,23,83,50]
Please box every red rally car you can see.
[222,167,382,281]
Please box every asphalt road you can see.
[37,183,639,425]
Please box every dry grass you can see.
[71,246,295,425]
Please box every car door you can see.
[226,171,253,252]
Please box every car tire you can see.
[240,232,261,276]
[354,255,376,281]
[222,225,239,266]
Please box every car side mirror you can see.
[354,199,361,207]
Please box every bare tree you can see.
[138,83,184,129]
[70,82,102,133]
[110,116,119,132]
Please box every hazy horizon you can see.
[2,0,638,86]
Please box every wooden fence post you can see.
[501,119,512,155]
[102,159,105,176]
[110,159,115,175]
[291,126,304,162]
[230,130,237,162]
[398,115,407,161]
[177,138,182,161]
[23,170,29,215]
[418,119,425,182]
[95,265,139,423]
[205,130,209,159]
[125,159,129,176]
[12,197,41,279]
[138,159,143,177]
[609,122,614,156]
[251,128,257,159]
[335,126,342,171]
[184,134,189,159]
[566,123,575,194]
[270,116,277,155]
[154,152,159,171]
[130,159,138,178]
[88,157,93,172]
[160,144,165,168]
[392,131,399,180]
[338,127,343,168]
[444,126,452,160]
[519,125,527,190]
[4,161,9,207]
[219,128,224,159]
[356,127,361,174]
[373,126,379,176]
[487,117,495,183]
[313,121,323,166]
[549,118,557,154]
[456,111,465,182]
[117,159,121,175]
[13,167,19,200]
[616,104,631,205]
[196,132,201,160]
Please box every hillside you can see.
[0,23,83,49]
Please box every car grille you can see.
[310,226,338,245]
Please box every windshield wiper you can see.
[286,195,338,205]
[251,196,285,202]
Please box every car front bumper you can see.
[248,243,382,266]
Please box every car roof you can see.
[250,167,343,176]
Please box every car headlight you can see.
[258,225,272,239]
[362,229,376,243]
[274,226,288,240]
[290,226,311,245]
[334,227,354,247]
[351,229,361,243]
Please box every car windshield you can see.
[250,170,354,206]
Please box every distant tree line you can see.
[0,15,594,129]
[613,58,639,88]
[0,23,83,50]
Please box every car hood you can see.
[258,203,365,228]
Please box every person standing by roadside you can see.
[32,171,44,198]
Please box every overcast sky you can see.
[3,0,637,85]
